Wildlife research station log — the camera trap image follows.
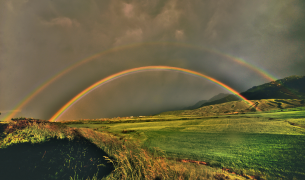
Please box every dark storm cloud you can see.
[1,0,304,120]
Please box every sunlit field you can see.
[1,106,305,179]
[65,107,305,180]
[0,119,244,180]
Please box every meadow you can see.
[1,106,305,179]
[0,119,242,180]
[66,108,305,180]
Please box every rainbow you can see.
[4,42,275,122]
[49,66,260,122]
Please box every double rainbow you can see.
[4,42,275,122]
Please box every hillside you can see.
[241,75,305,100]
[158,99,305,116]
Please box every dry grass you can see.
[0,120,77,148]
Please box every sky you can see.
[1,0,305,121]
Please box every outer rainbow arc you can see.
[5,42,273,122]
[49,66,259,122]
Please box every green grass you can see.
[143,131,305,179]
[2,106,305,179]
[238,109,305,119]
[65,110,305,180]
[71,116,305,135]
[287,119,305,126]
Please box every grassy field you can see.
[65,109,305,180]
[143,132,305,179]
[0,119,243,180]
[1,105,305,179]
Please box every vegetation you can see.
[159,99,305,116]
[65,107,305,180]
[0,119,243,180]
[0,120,113,180]
[11,117,41,121]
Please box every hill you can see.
[158,99,305,116]
[241,75,305,100]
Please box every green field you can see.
[143,132,305,179]
[67,110,305,179]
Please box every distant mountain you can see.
[199,94,240,107]
[183,93,231,110]
[208,93,232,102]
[183,100,208,110]
[198,75,305,108]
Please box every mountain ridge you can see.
[158,75,305,116]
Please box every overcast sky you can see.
[1,0,305,121]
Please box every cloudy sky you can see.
[1,0,304,121]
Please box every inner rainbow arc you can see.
[49,66,260,122]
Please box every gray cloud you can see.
[1,0,304,121]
